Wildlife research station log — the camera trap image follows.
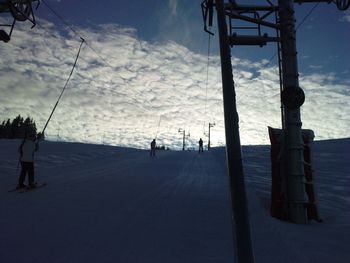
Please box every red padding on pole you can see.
[268,127,322,222]
[268,126,288,220]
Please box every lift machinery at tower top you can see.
[0,0,40,42]
[202,0,349,37]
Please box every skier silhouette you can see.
[198,138,204,153]
[17,132,39,189]
[150,139,156,157]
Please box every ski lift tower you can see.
[208,122,215,150]
[201,0,349,263]
[178,128,190,151]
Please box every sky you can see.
[0,0,349,149]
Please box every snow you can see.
[0,138,349,263]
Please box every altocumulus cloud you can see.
[0,18,349,149]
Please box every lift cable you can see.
[155,115,162,140]
[264,2,320,66]
[41,0,114,69]
[40,0,166,142]
[204,33,211,117]
[41,0,161,117]
[41,38,85,135]
[203,33,211,135]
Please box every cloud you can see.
[309,64,323,70]
[341,11,350,22]
[153,0,209,55]
[0,18,349,149]
[168,0,178,17]
[338,10,350,22]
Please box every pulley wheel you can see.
[281,87,305,110]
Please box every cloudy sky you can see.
[0,0,349,149]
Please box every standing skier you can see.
[17,133,39,189]
[150,139,156,157]
[198,138,204,153]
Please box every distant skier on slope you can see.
[150,139,156,157]
[198,138,204,153]
[17,132,40,189]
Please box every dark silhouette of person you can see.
[150,139,156,157]
[17,133,39,189]
[199,138,204,153]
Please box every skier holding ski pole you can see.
[16,132,40,189]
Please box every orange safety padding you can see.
[302,133,322,222]
[268,126,288,220]
[268,127,321,222]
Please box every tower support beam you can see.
[278,0,308,223]
[216,1,255,262]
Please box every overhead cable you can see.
[41,0,114,69]
[41,38,85,135]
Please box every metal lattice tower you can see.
[201,0,349,262]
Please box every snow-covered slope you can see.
[0,138,349,263]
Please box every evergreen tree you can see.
[0,120,5,138]
[4,119,11,138]
[30,118,37,135]
[11,115,24,139]
[17,115,25,138]
[23,117,36,136]
[0,116,38,139]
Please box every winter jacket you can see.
[151,141,156,149]
[19,139,39,162]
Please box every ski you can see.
[19,182,47,193]
[8,184,29,192]
[8,188,22,193]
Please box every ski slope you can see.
[0,138,349,263]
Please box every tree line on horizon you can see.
[0,115,43,139]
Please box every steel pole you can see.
[216,0,255,262]
[182,130,185,151]
[278,0,308,223]
[208,123,211,150]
